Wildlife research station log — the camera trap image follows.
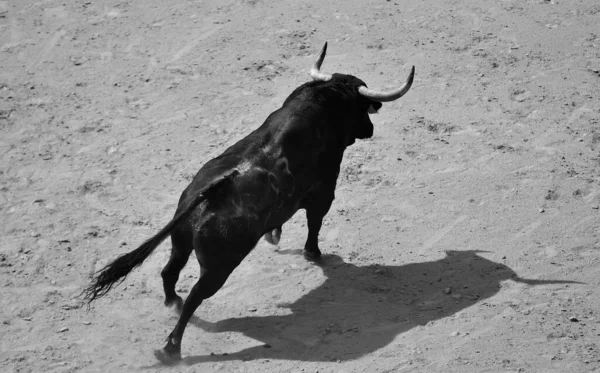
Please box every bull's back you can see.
[177,103,324,235]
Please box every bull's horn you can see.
[358,66,415,102]
[310,42,332,82]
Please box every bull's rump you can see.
[176,155,299,259]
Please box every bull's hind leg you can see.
[155,262,237,363]
[161,232,193,310]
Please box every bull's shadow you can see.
[183,250,576,364]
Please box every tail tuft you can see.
[82,236,163,304]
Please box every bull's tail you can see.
[82,170,238,304]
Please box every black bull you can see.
[83,43,415,362]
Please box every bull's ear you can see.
[368,102,382,114]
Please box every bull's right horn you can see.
[310,42,332,82]
[358,66,415,102]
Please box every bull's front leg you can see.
[303,189,335,260]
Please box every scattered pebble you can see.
[569,316,579,322]
[58,327,69,333]
[61,302,80,310]
[443,287,452,294]
[70,56,86,66]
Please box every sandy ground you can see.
[1,0,600,372]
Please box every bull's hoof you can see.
[154,347,182,365]
[264,228,281,245]
[164,296,183,313]
[304,249,322,261]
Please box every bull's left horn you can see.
[310,42,332,82]
[358,66,415,102]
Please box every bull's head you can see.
[308,42,414,144]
